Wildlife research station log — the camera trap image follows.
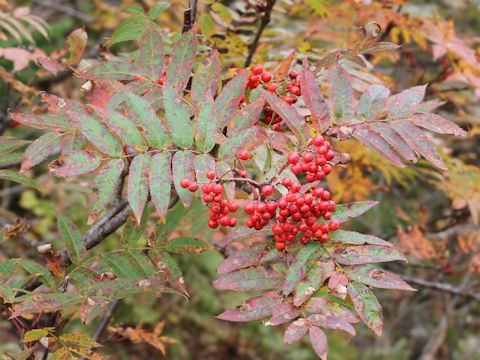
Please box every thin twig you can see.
[244,0,277,67]
[399,273,480,301]
[182,0,198,33]
[93,299,120,342]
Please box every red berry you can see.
[287,152,300,164]
[286,193,297,202]
[275,242,286,250]
[188,182,198,192]
[261,185,273,196]
[213,184,224,195]
[219,216,230,226]
[321,190,331,200]
[283,95,294,104]
[282,177,292,188]
[206,170,216,180]
[249,74,259,83]
[229,217,237,227]
[256,202,267,213]
[291,165,302,175]
[322,164,332,175]
[323,212,332,220]
[312,135,324,146]
[213,195,222,202]
[180,178,190,188]
[263,107,273,116]
[203,194,213,203]
[208,220,218,229]
[289,70,298,79]
[303,152,314,163]
[246,218,254,228]
[290,182,302,193]
[252,64,263,74]
[240,94,246,103]
[261,72,272,82]
[274,124,282,131]
[239,170,248,178]
[244,203,255,214]
[290,85,300,95]
[238,150,250,160]
[317,145,327,155]
[320,234,329,243]
[278,198,288,209]
[313,187,324,198]
[325,150,334,161]
[329,220,340,231]
[249,80,259,89]
[267,83,277,92]
[315,156,326,166]
[228,202,239,212]
[266,201,277,213]
[134,76,143,81]
[202,184,212,193]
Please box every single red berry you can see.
[286,193,297,202]
[325,150,334,161]
[202,183,212,193]
[320,234,329,243]
[238,150,250,160]
[246,218,254,228]
[212,204,221,213]
[312,135,324,146]
[290,85,300,95]
[267,83,277,92]
[282,177,292,188]
[263,107,273,116]
[249,80,259,89]
[266,201,277,213]
[261,72,272,82]
[208,220,218,229]
[315,156,326,166]
[323,211,332,220]
[134,76,144,81]
[287,152,300,165]
[188,182,198,192]
[252,64,264,74]
[278,198,288,209]
[283,95,294,104]
[249,74,259,83]
[322,164,332,175]
[180,178,190,188]
[329,220,340,231]
[321,190,331,200]
[291,165,302,175]
[261,185,273,196]
[203,194,213,203]
[275,242,286,250]
[206,170,216,180]
[213,195,222,202]
[313,187,324,198]
[239,170,248,178]
[317,145,327,155]
[290,182,302,193]
[315,171,325,180]
[219,216,230,227]
[220,199,229,208]
[228,202,239,212]
[244,203,255,214]
[303,152,314,163]
[274,124,282,131]
[273,224,283,234]
[213,184,224,195]
[256,202,267,213]
[229,217,237,227]
[240,94,246,104]
[157,77,165,85]
[289,70,298,79]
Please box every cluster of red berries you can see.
[179,135,340,251]
[287,135,334,182]
[180,170,238,229]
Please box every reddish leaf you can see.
[332,201,378,223]
[329,65,355,122]
[172,150,195,207]
[304,297,359,323]
[284,242,324,296]
[21,132,60,173]
[9,112,71,132]
[82,61,139,80]
[388,85,427,119]
[127,154,150,224]
[166,31,197,92]
[191,49,221,107]
[162,237,213,254]
[345,265,415,291]
[50,151,101,177]
[88,159,125,224]
[90,105,147,152]
[352,125,405,167]
[60,132,85,153]
[329,230,392,247]
[347,282,383,336]
[218,127,255,159]
[391,120,447,170]
[293,259,335,307]
[163,82,194,149]
[213,266,285,291]
[217,245,265,274]
[65,28,87,65]
[150,152,172,220]
[309,314,355,336]
[231,97,265,133]
[411,113,466,136]
[370,123,417,162]
[284,318,309,344]
[57,214,86,264]
[357,85,390,121]
[360,42,400,54]
[337,245,406,265]
[0,136,29,154]
[196,93,217,153]
[274,50,295,79]
[260,88,307,142]
[139,25,164,81]
[68,111,123,157]
[266,303,300,326]
[300,60,330,132]
[217,291,282,322]
[216,71,249,128]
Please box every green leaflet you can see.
[163,83,194,149]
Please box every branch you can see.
[31,0,94,23]
[182,0,198,33]
[244,0,277,67]
[17,200,131,295]
[399,274,480,301]
[92,299,120,342]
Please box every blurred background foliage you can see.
[0,0,479,359]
